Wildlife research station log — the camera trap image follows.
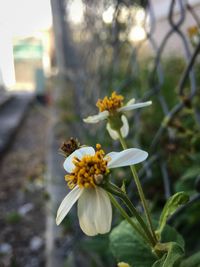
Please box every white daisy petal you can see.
[78,188,98,236]
[118,101,152,112]
[94,187,112,234]
[63,147,95,173]
[83,111,109,123]
[120,115,129,138]
[78,187,112,236]
[125,98,135,106]
[106,122,119,140]
[107,148,148,169]
[56,186,83,225]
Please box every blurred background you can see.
[0,0,200,266]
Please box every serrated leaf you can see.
[152,242,184,267]
[157,192,189,239]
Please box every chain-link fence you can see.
[52,0,200,191]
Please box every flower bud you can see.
[60,138,80,157]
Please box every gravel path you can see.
[0,103,49,267]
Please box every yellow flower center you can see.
[96,91,124,113]
[65,144,109,189]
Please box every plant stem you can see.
[108,193,152,246]
[103,182,156,247]
[117,130,157,243]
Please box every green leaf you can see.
[181,167,200,181]
[110,219,156,267]
[161,224,185,250]
[152,242,184,267]
[109,219,184,267]
[180,251,200,267]
[175,167,200,192]
[157,192,189,239]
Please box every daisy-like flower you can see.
[56,144,148,236]
[83,91,152,140]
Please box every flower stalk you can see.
[108,193,152,246]
[102,182,156,247]
[117,130,157,244]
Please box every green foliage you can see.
[170,200,200,254]
[175,167,200,193]
[109,218,184,267]
[157,192,189,239]
[110,219,157,267]
[152,242,184,267]
[180,251,200,267]
[161,224,185,249]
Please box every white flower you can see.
[106,115,129,140]
[56,146,148,236]
[83,93,152,140]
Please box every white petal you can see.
[118,101,152,112]
[63,147,95,173]
[56,186,83,225]
[83,111,109,123]
[120,115,129,138]
[107,148,148,169]
[78,189,98,236]
[106,122,119,140]
[78,187,112,236]
[94,187,112,234]
[125,98,135,106]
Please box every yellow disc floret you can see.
[96,91,124,113]
[65,144,109,189]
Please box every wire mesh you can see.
[53,0,200,220]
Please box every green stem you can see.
[102,182,156,247]
[117,130,157,243]
[108,193,152,246]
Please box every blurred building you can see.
[13,31,53,91]
[0,0,53,91]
